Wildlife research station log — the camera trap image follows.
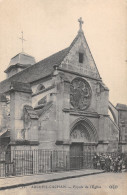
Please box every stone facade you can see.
[0,21,127,155]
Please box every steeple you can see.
[4,32,35,78]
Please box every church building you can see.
[0,18,127,156]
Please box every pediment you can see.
[60,32,101,79]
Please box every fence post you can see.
[66,151,70,171]
[50,151,52,172]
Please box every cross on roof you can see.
[78,17,84,31]
[19,31,26,52]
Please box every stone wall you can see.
[10,90,32,141]
[38,104,57,149]
[0,94,8,131]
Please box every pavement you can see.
[0,169,104,191]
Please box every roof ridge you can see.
[69,34,79,49]
[12,47,69,76]
[4,48,66,77]
[81,33,101,79]
[37,47,69,64]
[11,52,35,59]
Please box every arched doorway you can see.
[70,118,98,169]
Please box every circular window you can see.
[70,78,92,110]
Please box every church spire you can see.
[78,17,84,33]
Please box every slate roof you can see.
[116,104,127,111]
[0,129,10,138]
[0,47,70,93]
[4,64,31,73]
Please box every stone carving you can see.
[70,78,91,110]
[21,129,25,139]
[71,128,89,142]
[17,129,25,140]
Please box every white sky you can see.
[0,0,127,105]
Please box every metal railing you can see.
[0,150,127,178]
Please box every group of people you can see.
[93,153,126,173]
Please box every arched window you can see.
[36,84,45,93]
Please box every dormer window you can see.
[79,52,84,63]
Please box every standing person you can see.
[93,155,97,169]
[105,155,111,172]
[100,153,105,170]
[123,154,127,171]
[117,156,123,172]
[110,156,114,172]
[114,157,119,172]
[96,154,100,169]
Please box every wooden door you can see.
[70,143,83,170]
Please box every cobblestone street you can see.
[1,171,127,195]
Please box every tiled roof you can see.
[0,47,70,93]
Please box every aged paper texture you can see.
[0,0,127,195]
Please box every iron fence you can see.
[0,150,127,178]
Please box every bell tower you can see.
[4,32,36,78]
